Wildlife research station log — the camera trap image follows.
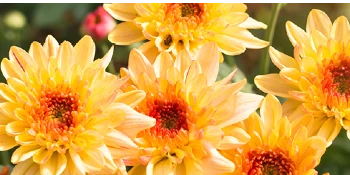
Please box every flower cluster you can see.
[0,3,345,175]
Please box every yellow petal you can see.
[57,41,74,78]
[311,30,328,49]
[306,9,332,37]
[43,35,59,58]
[109,22,145,45]
[317,118,342,146]
[212,34,245,55]
[148,157,174,175]
[11,158,40,175]
[1,58,25,80]
[269,46,299,70]
[128,165,147,175]
[103,3,137,21]
[115,103,156,138]
[185,60,202,85]
[153,51,174,78]
[280,67,302,86]
[201,143,234,174]
[260,94,282,131]
[129,48,156,82]
[218,127,250,150]
[114,90,146,108]
[0,125,17,150]
[10,46,37,70]
[223,27,269,49]
[193,42,220,85]
[6,120,28,136]
[104,128,138,158]
[174,49,192,77]
[32,147,54,164]
[218,92,263,128]
[69,149,85,175]
[286,21,310,47]
[238,17,267,29]
[28,42,49,70]
[331,16,350,42]
[255,74,299,98]
[138,41,160,64]
[301,56,318,74]
[223,12,248,26]
[40,152,67,175]
[99,46,114,69]
[74,35,95,70]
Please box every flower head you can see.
[0,35,155,175]
[255,9,350,144]
[104,3,268,63]
[81,6,116,41]
[220,94,327,175]
[117,42,264,174]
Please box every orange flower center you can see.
[166,3,203,20]
[30,84,82,141]
[147,95,189,138]
[322,53,350,97]
[244,147,296,175]
[136,88,192,139]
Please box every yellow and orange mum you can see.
[0,35,155,175]
[104,3,268,63]
[220,94,327,175]
[116,42,264,174]
[255,9,350,144]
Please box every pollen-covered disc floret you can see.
[120,42,263,175]
[0,35,155,175]
[254,9,350,144]
[245,147,295,175]
[220,94,327,175]
[104,3,268,63]
[138,90,190,139]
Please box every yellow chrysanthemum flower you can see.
[255,9,350,144]
[104,3,268,63]
[116,42,264,174]
[0,35,155,175]
[220,94,327,175]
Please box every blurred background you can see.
[0,3,349,175]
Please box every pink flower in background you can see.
[81,6,116,40]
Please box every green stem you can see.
[259,3,285,75]
[0,151,9,165]
[100,43,117,75]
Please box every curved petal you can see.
[103,3,137,21]
[331,16,350,42]
[40,152,67,175]
[238,17,267,29]
[212,34,245,56]
[43,35,59,58]
[114,103,156,138]
[286,21,310,47]
[269,46,299,70]
[255,74,299,98]
[223,27,269,49]
[201,143,235,174]
[74,35,96,70]
[260,94,282,131]
[108,22,145,45]
[153,51,174,79]
[11,158,40,175]
[193,42,220,85]
[306,9,332,37]
[218,92,263,128]
[128,49,156,82]
[139,41,160,64]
